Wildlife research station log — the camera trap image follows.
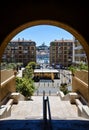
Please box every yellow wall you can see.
[0,70,16,102]
[1,69,14,83]
[72,70,88,102]
[74,70,88,84]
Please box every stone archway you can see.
[0,19,89,103]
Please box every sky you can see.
[12,25,73,46]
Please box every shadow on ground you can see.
[0,119,89,130]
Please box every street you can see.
[34,69,72,96]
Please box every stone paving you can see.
[0,96,81,120]
[0,96,88,120]
[0,96,89,130]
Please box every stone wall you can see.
[72,70,89,102]
[0,69,16,102]
[1,69,14,83]
[74,70,88,84]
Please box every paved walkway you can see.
[0,96,83,120]
[1,96,89,130]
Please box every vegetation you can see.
[26,61,37,70]
[1,62,36,99]
[68,65,77,76]
[1,62,23,70]
[68,63,88,76]
[60,83,69,95]
[16,77,35,99]
[79,62,88,70]
[15,61,37,100]
[23,61,37,78]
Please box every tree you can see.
[27,61,37,70]
[68,65,77,76]
[16,77,35,99]
[23,61,37,78]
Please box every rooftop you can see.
[34,69,59,73]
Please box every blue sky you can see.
[12,25,73,46]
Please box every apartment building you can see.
[50,39,73,68]
[73,38,88,65]
[2,38,36,66]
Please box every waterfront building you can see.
[36,43,50,65]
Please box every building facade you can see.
[2,38,36,66]
[73,38,88,65]
[50,39,73,68]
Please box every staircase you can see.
[0,96,89,130]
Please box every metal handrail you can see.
[43,94,52,130]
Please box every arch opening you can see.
[0,19,89,95]
[0,20,89,120]
[0,20,89,63]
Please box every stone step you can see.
[0,96,89,129]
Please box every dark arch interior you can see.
[0,1,89,129]
[0,1,89,62]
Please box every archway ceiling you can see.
[0,1,89,60]
[0,1,89,41]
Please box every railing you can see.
[43,93,52,130]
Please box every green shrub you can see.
[16,77,35,99]
[60,83,69,95]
